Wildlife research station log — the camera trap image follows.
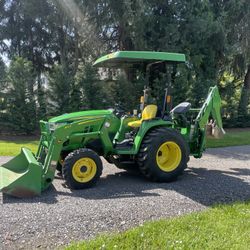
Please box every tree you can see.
[76,62,103,110]
[5,57,36,134]
[47,64,72,115]
[224,0,250,117]
[0,0,249,131]
[0,58,7,126]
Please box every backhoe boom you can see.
[196,86,224,131]
[189,86,224,158]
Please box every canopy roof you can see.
[93,51,186,68]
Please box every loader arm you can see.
[0,116,112,198]
[38,116,112,192]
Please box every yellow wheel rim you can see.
[72,158,97,183]
[156,141,182,172]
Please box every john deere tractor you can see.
[0,51,224,198]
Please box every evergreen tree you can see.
[36,75,47,121]
[6,57,36,134]
[0,0,249,130]
[47,64,72,115]
[69,81,82,112]
[224,0,250,118]
[0,58,5,81]
[0,58,7,127]
[76,62,103,110]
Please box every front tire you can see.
[137,127,188,182]
[62,148,103,189]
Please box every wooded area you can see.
[0,0,249,134]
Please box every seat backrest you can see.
[142,105,158,121]
[171,102,191,114]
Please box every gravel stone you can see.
[0,145,250,249]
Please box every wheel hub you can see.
[80,166,88,173]
[72,158,97,183]
[156,141,182,172]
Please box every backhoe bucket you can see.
[212,126,226,139]
[0,148,43,198]
[206,125,225,138]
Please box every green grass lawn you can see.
[207,130,250,148]
[0,130,250,156]
[0,139,39,156]
[66,201,250,250]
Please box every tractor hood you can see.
[49,110,113,123]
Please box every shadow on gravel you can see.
[205,145,250,161]
[167,167,250,206]
[2,172,160,204]
[2,185,59,204]
[3,166,250,206]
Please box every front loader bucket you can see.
[0,148,43,198]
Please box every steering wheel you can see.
[107,104,126,118]
[113,104,126,118]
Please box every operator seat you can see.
[128,104,158,128]
[170,102,191,114]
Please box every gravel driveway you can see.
[0,145,250,249]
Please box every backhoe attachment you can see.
[188,85,225,158]
[195,85,225,138]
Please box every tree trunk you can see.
[118,25,135,82]
[238,65,250,117]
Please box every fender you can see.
[115,119,173,155]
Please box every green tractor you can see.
[0,51,224,198]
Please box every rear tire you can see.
[137,127,188,182]
[62,148,103,189]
